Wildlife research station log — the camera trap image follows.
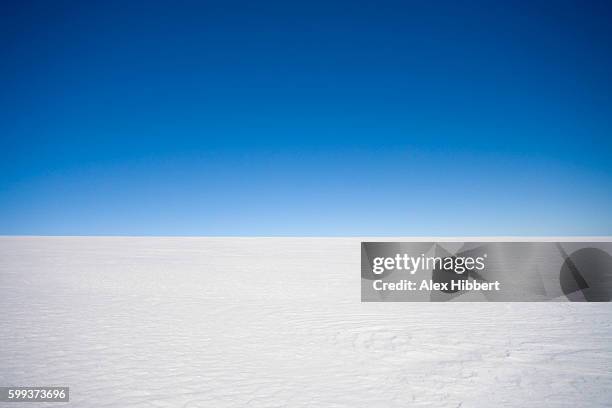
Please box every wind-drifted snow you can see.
[1,237,610,407]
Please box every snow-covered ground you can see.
[1,237,611,407]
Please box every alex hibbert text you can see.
[371,253,501,292]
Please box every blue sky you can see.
[1,0,611,235]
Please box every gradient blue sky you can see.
[1,0,611,235]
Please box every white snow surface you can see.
[1,237,611,407]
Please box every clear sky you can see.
[1,0,611,235]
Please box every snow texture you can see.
[1,237,611,407]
